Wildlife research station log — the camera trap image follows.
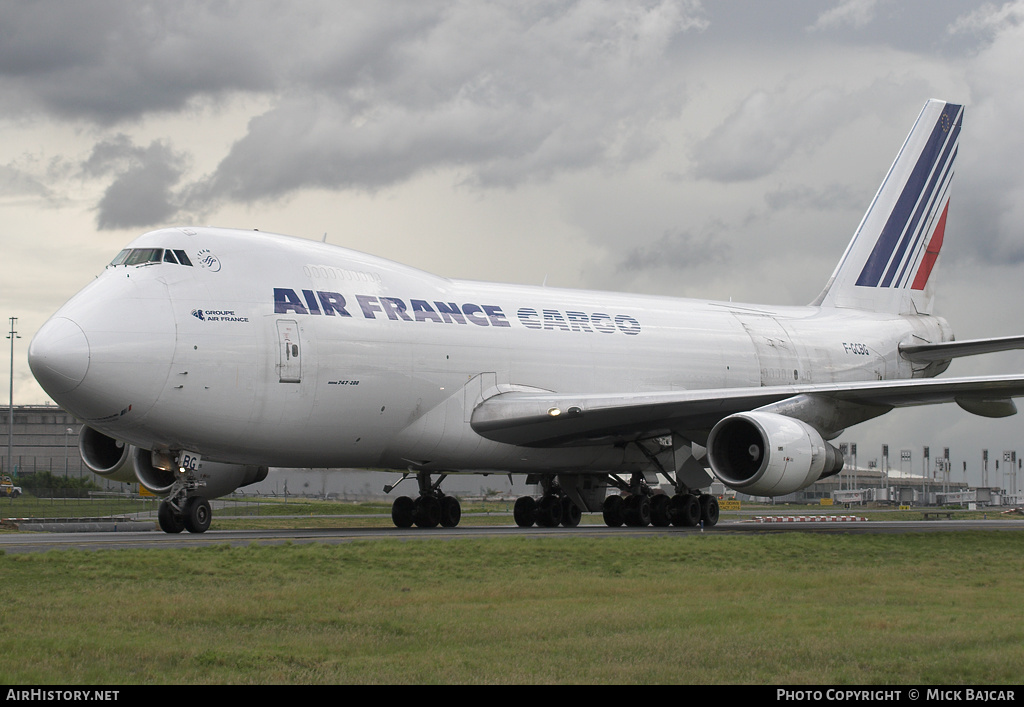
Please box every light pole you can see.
[7,317,20,478]
[64,427,73,477]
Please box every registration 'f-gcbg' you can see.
[28,99,1024,533]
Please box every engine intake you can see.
[707,411,844,496]
[79,426,135,483]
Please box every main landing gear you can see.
[512,477,582,528]
[600,490,719,528]
[388,471,462,529]
[512,472,720,529]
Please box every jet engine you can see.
[80,426,136,483]
[78,427,268,499]
[706,412,844,496]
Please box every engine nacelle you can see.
[132,447,268,498]
[79,427,269,499]
[79,426,136,483]
[706,412,844,496]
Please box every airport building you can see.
[3,404,87,479]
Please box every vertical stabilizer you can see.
[814,100,962,314]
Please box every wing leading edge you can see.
[470,374,1024,448]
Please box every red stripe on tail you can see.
[911,200,949,290]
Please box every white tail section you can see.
[814,99,962,314]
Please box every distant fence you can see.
[1,489,517,521]
[0,490,311,520]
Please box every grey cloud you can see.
[807,0,883,32]
[0,2,278,124]
[764,183,864,213]
[619,226,731,273]
[690,88,854,182]
[181,1,705,206]
[0,164,51,199]
[83,135,188,230]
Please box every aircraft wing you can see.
[470,374,1024,447]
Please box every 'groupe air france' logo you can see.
[191,308,249,323]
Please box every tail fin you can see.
[813,99,962,314]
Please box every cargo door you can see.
[735,314,800,386]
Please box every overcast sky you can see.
[4,0,1024,487]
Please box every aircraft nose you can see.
[28,317,91,395]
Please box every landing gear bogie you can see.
[513,488,582,529]
[388,471,463,529]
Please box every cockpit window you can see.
[107,248,195,268]
[124,248,163,266]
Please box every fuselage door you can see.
[276,319,301,383]
[735,314,800,386]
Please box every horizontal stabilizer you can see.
[900,334,1024,363]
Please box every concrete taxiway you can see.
[2,517,1022,554]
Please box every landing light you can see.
[547,407,561,417]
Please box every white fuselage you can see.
[33,227,951,472]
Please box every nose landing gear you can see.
[156,473,212,534]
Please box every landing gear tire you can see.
[440,495,462,528]
[413,495,441,528]
[602,494,624,527]
[158,500,185,534]
[669,493,701,527]
[650,494,672,527]
[536,495,563,527]
[392,496,415,528]
[700,494,720,527]
[514,496,537,527]
[560,497,582,527]
[183,497,212,534]
[623,494,651,527]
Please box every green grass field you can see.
[1,531,1022,684]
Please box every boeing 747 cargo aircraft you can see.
[28,99,1024,533]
